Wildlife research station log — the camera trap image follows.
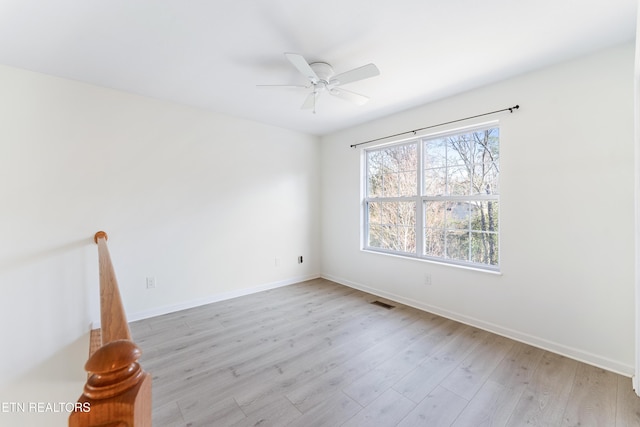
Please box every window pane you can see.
[367,143,417,197]
[424,201,446,229]
[399,171,417,196]
[387,144,416,173]
[424,201,446,257]
[424,139,447,169]
[373,226,415,252]
[425,228,444,257]
[398,202,416,228]
[368,201,381,224]
[379,201,398,225]
[424,167,446,196]
[382,173,398,197]
[478,128,499,155]
[472,161,500,195]
[369,224,393,249]
[367,201,416,253]
[446,140,466,166]
[392,144,417,196]
[469,129,500,195]
[446,230,469,261]
[397,225,416,252]
[471,232,499,265]
[367,174,384,197]
[366,150,385,197]
[470,201,499,233]
[424,128,500,197]
[446,202,470,230]
[447,165,471,196]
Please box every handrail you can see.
[69,232,152,427]
[94,231,131,343]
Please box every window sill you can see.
[361,248,503,275]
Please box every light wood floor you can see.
[129,278,640,426]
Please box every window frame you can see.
[362,122,500,272]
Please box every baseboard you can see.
[322,273,635,377]
[94,274,321,327]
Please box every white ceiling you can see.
[0,0,636,135]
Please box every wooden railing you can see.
[69,231,152,427]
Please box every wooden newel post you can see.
[69,340,152,426]
[71,231,152,426]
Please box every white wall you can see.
[320,43,636,375]
[0,64,320,424]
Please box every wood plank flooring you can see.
[129,278,640,426]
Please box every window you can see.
[363,124,500,270]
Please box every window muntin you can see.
[364,125,500,270]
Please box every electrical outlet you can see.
[146,277,156,289]
[424,273,432,286]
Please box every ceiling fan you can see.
[258,53,380,113]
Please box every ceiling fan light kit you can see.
[258,53,380,114]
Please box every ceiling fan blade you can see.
[301,92,317,109]
[285,53,319,84]
[330,63,380,86]
[329,88,369,106]
[256,84,309,89]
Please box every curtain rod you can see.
[350,104,520,148]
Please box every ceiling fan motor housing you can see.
[309,62,334,88]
